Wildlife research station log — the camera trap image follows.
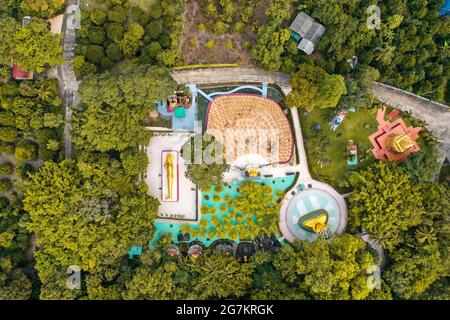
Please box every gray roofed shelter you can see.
[290,11,325,55]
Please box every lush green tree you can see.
[273,235,380,300]
[24,160,159,273]
[0,162,14,175]
[401,148,442,182]
[314,74,347,108]
[189,254,255,299]
[0,127,20,143]
[13,19,64,73]
[252,27,290,71]
[120,148,148,176]
[0,258,32,300]
[74,65,175,152]
[20,0,64,19]
[119,23,144,57]
[90,8,108,26]
[182,133,229,190]
[286,64,326,110]
[106,23,124,43]
[0,17,19,66]
[348,161,424,250]
[15,140,38,161]
[72,55,97,78]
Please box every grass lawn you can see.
[300,107,379,189]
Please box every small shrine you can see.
[369,106,421,162]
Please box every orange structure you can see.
[369,106,422,162]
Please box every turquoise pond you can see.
[148,175,297,248]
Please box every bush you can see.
[233,21,245,34]
[90,8,108,25]
[0,112,16,127]
[138,13,151,26]
[147,42,162,58]
[72,55,97,78]
[0,144,15,155]
[206,39,216,49]
[197,23,206,31]
[213,21,228,35]
[0,127,19,143]
[101,57,114,69]
[120,148,148,176]
[130,6,144,20]
[225,40,234,49]
[106,23,124,43]
[0,163,14,175]
[85,45,105,63]
[15,140,38,161]
[159,34,171,49]
[87,26,105,45]
[146,20,163,40]
[0,179,11,192]
[15,162,35,179]
[189,37,197,48]
[108,6,127,23]
[106,43,123,61]
[150,3,163,19]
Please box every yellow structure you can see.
[164,154,174,200]
[303,214,329,233]
[386,134,415,154]
[246,168,260,177]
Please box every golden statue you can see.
[386,134,414,154]
[164,153,174,200]
[298,209,329,233]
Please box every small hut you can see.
[289,12,325,55]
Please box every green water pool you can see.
[148,175,297,248]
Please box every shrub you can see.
[15,140,38,161]
[225,40,234,49]
[108,6,127,24]
[0,197,10,209]
[0,127,19,143]
[233,21,245,34]
[147,42,162,58]
[197,23,206,31]
[206,39,216,49]
[100,57,114,69]
[159,34,171,49]
[85,45,105,63]
[130,6,144,20]
[38,146,57,162]
[0,112,16,127]
[0,163,14,175]
[46,139,60,151]
[90,8,107,25]
[138,13,151,26]
[0,179,11,193]
[106,23,124,43]
[205,3,218,18]
[106,43,123,61]
[87,26,105,45]
[15,162,35,179]
[0,144,14,155]
[146,20,163,40]
[213,21,228,35]
[189,37,197,48]
[72,55,97,78]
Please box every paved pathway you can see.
[171,67,292,95]
[57,0,81,159]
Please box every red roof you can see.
[12,64,33,80]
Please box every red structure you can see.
[369,106,422,162]
[11,64,33,80]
